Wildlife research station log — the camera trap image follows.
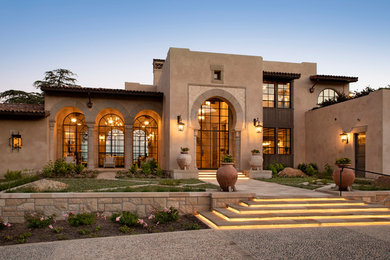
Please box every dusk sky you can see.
[0,0,389,93]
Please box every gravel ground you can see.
[1,225,390,259]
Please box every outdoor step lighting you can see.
[253,118,263,133]
[340,132,349,144]
[177,115,185,131]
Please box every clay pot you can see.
[177,151,192,170]
[332,164,355,191]
[250,153,263,170]
[216,163,238,192]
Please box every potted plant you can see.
[176,147,192,170]
[216,154,238,192]
[250,149,263,170]
[332,157,355,191]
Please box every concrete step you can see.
[239,199,367,207]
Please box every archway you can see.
[196,98,232,169]
[63,112,88,165]
[98,113,125,167]
[133,115,158,164]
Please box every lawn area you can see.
[6,178,219,193]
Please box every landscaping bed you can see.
[0,211,208,246]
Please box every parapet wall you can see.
[0,192,255,223]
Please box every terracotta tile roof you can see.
[41,86,164,98]
[0,103,47,117]
[310,75,358,83]
[263,71,301,80]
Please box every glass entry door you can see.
[196,98,230,169]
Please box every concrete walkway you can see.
[204,178,333,197]
[2,226,390,259]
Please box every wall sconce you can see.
[99,135,105,142]
[253,118,263,133]
[340,132,349,144]
[9,134,22,150]
[177,115,185,131]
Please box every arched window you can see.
[63,112,88,165]
[98,114,125,167]
[133,115,158,164]
[318,89,339,104]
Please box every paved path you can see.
[2,226,390,259]
[204,178,332,197]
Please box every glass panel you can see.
[63,112,88,165]
[277,83,290,108]
[133,115,158,165]
[197,98,230,169]
[262,83,275,108]
[317,88,339,104]
[263,128,275,154]
[277,128,291,155]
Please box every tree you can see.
[0,90,44,104]
[33,69,80,89]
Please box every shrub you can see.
[268,162,286,175]
[73,163,85,174]
[25,212,55,228]
[130,163,139,174]
[297,163,318,176]
[67,212,95,227]
[111,211,139,227]
[54,159,73,176]
[221,154,234,163]
[335,158,351,165]
[0,218,11,229]
[119,225,132,233]
[4,170,22,181]
[305,165,317,176]
[154,207,179,224]
[181,147,189,152]
[16,232,32,244]
[251,149,260,154]
[155,167,164,177]
[141,162,152,176]
[182,223,200,230]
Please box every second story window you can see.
[262,81,291,109]
[277,83,290,108]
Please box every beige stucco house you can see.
[4,47,385,177]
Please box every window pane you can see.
[317,88,339,104]
[277,83,290,108]
[262,83,275,108]
[263,128,275,154]
[277,128,291,155]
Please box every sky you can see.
[0,0,389,93]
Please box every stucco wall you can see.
[0,118,48,175]
[305,90,385,173]
[158,48,263,171]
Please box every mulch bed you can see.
[0,215,209,246]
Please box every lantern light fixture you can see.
[340,132,349,144]
[253,118,263,133]
[177,115,185,131]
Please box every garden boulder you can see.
[278,167,306,177]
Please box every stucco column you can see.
[125,124,133,169]
[87,123,95,169]
[49,121,55,162]
[193,129,198,170]
[235,131,241,171]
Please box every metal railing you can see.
[339,166,390,196]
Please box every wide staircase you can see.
[196,197,390,229]
[198,170,249,181]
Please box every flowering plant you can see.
[0,218,11,229]
[25,212,55,228]
[153,207,179,224]
[111,211,139,227]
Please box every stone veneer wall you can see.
[0,192,255,223]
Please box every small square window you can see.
[213,70,222,80]
[10,134,22,150]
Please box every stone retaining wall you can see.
[0,192,255,223]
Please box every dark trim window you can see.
[263,128,275,154]
[10,134,22,150]
[262,81,291,108]
[133,115,158,164]
[317,88,338,104]
[278,128,291,155]
[262,82,275,108]
[263,127,291,155]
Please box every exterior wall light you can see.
[177,115,185,131]
[9,134,22,150]
[340,132,349,144]
[253,118,263,133]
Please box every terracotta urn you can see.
[177,151,192,170]
[216,162,238,192]
[332,164,355,191]
[250,153,263,170]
